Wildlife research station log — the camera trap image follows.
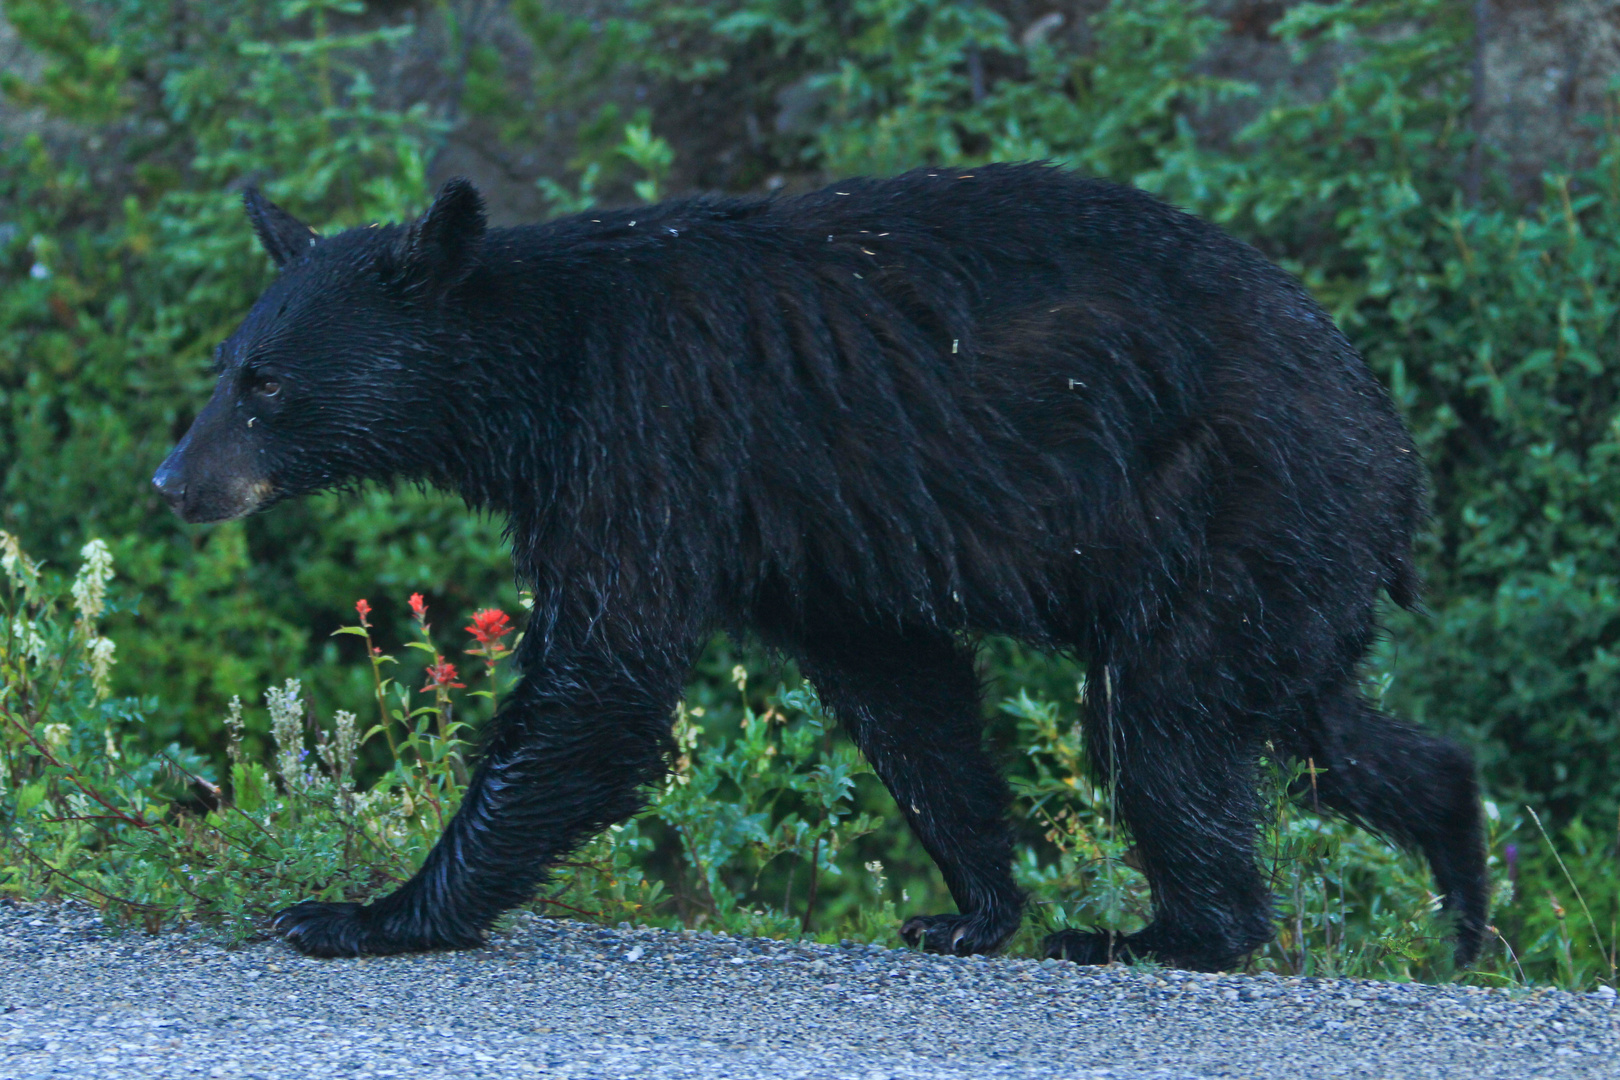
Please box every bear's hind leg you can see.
[790,623,1024,956]
[1296,691,1488,965]
[1044,663,1275,972]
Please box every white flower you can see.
[864,859,887,893]
[266,678,305,789]
[39,723,70,750]
[224,695,246,764]
[333,709,358,789]
[71,539,114,628]
[87,636,116,700]
[4,617,48,665]
[0,532,39,591]
[23,622,46,665]
[318,709,359,791]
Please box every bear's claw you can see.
[272,900,376,958]
[900,912,1015,956]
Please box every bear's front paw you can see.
[272,900,378,958]
[900,912,1016,956]
[273,899,487,957]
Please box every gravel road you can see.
[0,902,1613,1079]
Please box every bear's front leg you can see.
[274,652,683,957]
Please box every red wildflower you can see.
[355,598,372,626]
[408,592,428,620]
[421,656,465,691]
[465,608,514,646]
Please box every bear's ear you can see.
[389,177,487,298]
[243,187,319,267]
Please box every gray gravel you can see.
[0,902,1614,1079]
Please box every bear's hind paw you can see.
[1044,923,1265,972]
[1043,928,1132,966]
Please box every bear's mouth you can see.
[156,471,278,524]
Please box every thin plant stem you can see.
[1527,805,1615,986]
[1491,923,1529,987]
[362,625,399,762]
[801,835,821,935]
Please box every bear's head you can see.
[152,179,487,523]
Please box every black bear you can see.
[154,164,1487,970]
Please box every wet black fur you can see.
[157,164,1487,969]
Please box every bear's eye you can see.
[254,378,282,398]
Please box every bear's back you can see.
[478,165,1423,634]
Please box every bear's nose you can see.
[151,461,186,509]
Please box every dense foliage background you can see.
[2,0,1618,985]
